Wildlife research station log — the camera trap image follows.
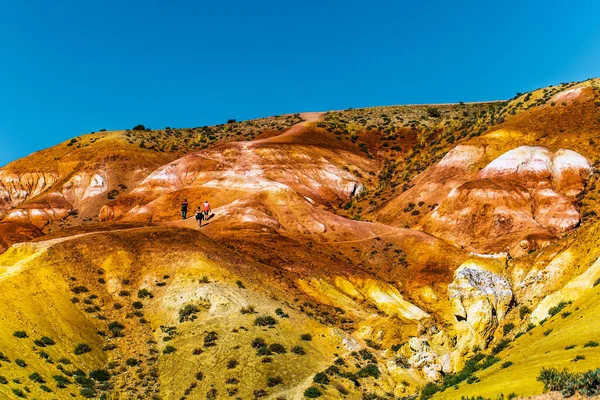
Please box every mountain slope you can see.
[0,78,599,399]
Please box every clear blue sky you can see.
[1,0,599,167]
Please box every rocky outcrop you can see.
[421,146,592,255]
[448,259,513,354]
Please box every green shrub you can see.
[584,341,599,348]
[204,331,218,347]
[125,358,140,367]
[12,388,26,398]
[257,347,272,356]
[89,369,110,381]
[163,345,177,355]
[251,337,266,348]
[80,387,97,398]
[304,386,322,398]
[179,304,200,322]
[254,315,277,326]
[132,301,144,309]
[29,372,45,383]
[71,286,89,294]
[572,355,585,362]
[275,308,289,318]
[313,372,329,384]
[240,305,256,314]
[548,301,571,317]
[426,107,441,118]
[226,359,237,369]
[503,323,515,335]
[74,343,92,355]
[420,382,440,400]
[15,359,26,367]
[13,331,28,338]
[291,345,306,355]
[0,376,7,384]
[108,321,125,337]
[538,367,600,396]
[501,361,513,369]
[40,385,52,392]
[491,338,511,355]
[269,343,286,354]
[137,288,153,299]
[301,333,312,341]
[519,305,531,319]
[53,375,71,388]
[267,376,283,387]
[358,364,380,379]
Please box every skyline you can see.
[1,0,599,166]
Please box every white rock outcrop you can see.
[448,259,513,354]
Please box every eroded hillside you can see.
[0,79,599,400]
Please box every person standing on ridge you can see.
[203,200,211,217]
[195,206,204,228]
[181,199,189,219]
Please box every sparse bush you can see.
[292,345,306,355]
[548,301,570,317]
[426,107,441,118]
[254,315,277,326]
[503,323,515,335]
[71,285,89,294]
[251,338,266,349]
[125,358,140,367]
[163,345,177,354]
[584,341,599,348]
[269,343,286,354]
[29,372,45,383]
[314,372,330,384]
[12,388,26,398]
[240,305,256,314]
[572,355,585,362]
[235,280,245,289]
[304,386,323,398]
[275,308,289,318]
[257,346,272,356]
[108,321,125,337]
[226,359,238,369]
[491,338,511,355]
[15,359,26,367]
[137,288,153,299]
[358,364,381,379]
[89,369,110,382]
[538,367,600,396]
[53,375,71,387]
[267,376,283,387]
[301,333,312,341]
[179,304,200,322]
[80,387,97,398]
[501,361,513,369]
[132,301,144,309]
[195,371,204,381]
[102,344,117,351]
[204,331,218,347]
[0,376,7,384]
[520,305,531,319]
[74,343,92,355]
[13,331,28,338]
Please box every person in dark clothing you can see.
[195,206,204,227]
[181,199,189,219]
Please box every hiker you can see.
[203,200,211,216]
[195,206,204,227]
[181,199,189,219]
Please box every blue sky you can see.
[1,0,599,167]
